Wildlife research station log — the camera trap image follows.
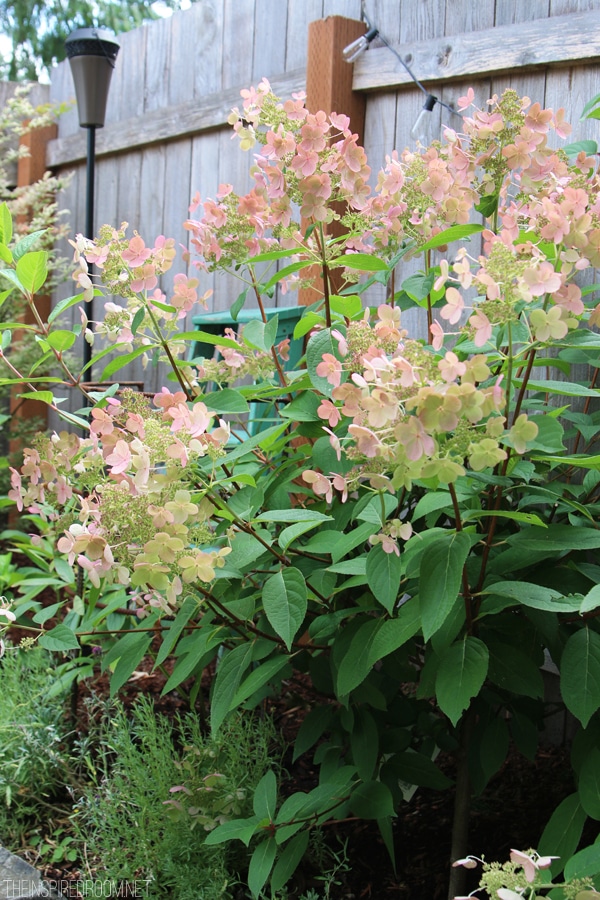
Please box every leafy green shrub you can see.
[0,644,72,842]
[73,698,278,899]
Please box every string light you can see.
[342,3,461,138]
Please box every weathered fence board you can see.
[352,11,600,92]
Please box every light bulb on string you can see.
[410,93,438,144]
[342,26,379,63]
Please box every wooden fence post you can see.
[299,16,367,307]
[8,121,57,447]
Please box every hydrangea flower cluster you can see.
[10,389,231,614]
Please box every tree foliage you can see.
[0,0,183,81]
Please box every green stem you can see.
[144,301,194,399]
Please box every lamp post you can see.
[65,27,120,377]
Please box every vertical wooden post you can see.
[9,121,57,445]
[299,16,367,307]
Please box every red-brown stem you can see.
[573,366,599,455]
[250,271,292,397]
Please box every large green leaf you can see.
[255,509,332,524]
[435,636,489,725]
[231,654,290,707]
[578,747,600,819]
[263,568,307,650]
[330,252,389,272]
[248,837,277,899]
[486,639,544,698]
[483,581,581,612]
[419,223,484,251]
[38,623,80,652]
[350,781,395,819]
[253,770,278,820]
[367,599,421,664]
[366,543,402,614]
[420,531,471,640]
[15,250,48,294]
[336,618,385,697]
[270,831,309,893]
[306,328,338,397]
[203,388,249,414]
[204,816,261,846]
[102,630,153,696]
[564,841,600,880]
[561,628,600,727]
[210,642,254,735]
[0,201,13,245]
[538,793,587,877]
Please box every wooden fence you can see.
[41,0,600,396]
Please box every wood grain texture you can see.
[252,0,288,79]
[222,0,255,90]
[352,11,600,92]
[47,69,306,167]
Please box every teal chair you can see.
[189,306,304,436]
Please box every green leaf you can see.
[15,250,48,294]
[578,748,600,819]
[270,831,309,893]
[263,568,307,650]
[161,628,222,697]
[104,631,153,696]
[517,378,600,397]
[231,654,290,708]
[46,330,77,352]
[475,193,499,217]
[329,293,362,318]
[255,509,332,524]
[12,229,46,260]
[351,707,379,781]
[350,781,395,819]
[564,840,600,880]
[130,307,145,335]
[262,260,313,292]
[0,243,12,264]
[420,531,471,640]
[0,267,25,294]
[336,618,384,697]
[154,596,198,667]
[227,288,247,320]
[101,345,149,379]
[483,581,581,612]
[581,585,600,615]
[292,706,334,762]
[278,520,324,552]
[0,202,12,245]
[18,390,55,405]
[486,639,544,698]
[402,272,435,303]
[329,252,389,272]
[203,388,249,414]
[306,328,337,397]
[395,750,454,790]
[294,311,324,339]
[367,600,421,664]
[366,544,402,614]
[38,624,80,652]
[419,223,484,251]
[435,636,489,725]
[210,642,254,735]
[561,628,600,727]
[204,816,261,846]
[253,770,278,820]
[280,392,321,422]
[538,793,587,877]
[248,837,277,899]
